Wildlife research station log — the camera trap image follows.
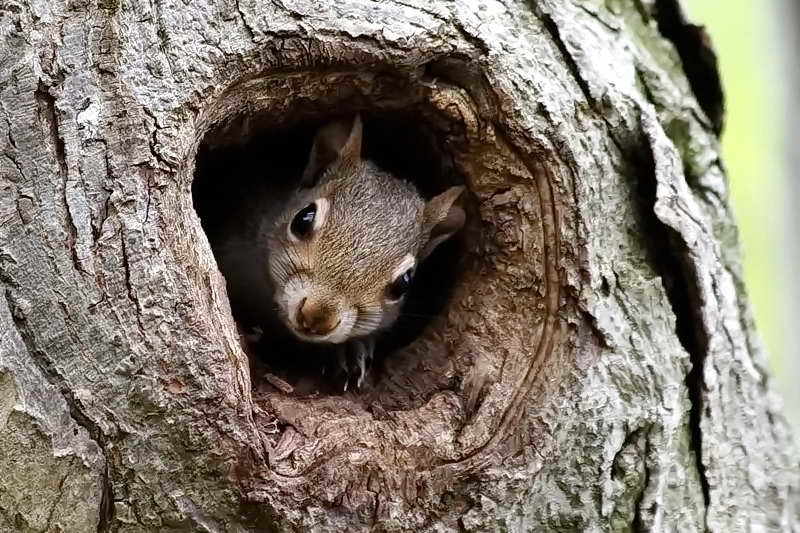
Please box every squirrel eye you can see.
[387,269,413,301]
[290,203,316,239]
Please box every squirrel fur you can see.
[210,114,465,390]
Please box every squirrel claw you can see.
[336,338,374,392]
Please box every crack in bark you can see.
[135,162,156,225]
[634,65,658,110]
[448,14,490,55]
[34,82,89,275]
[631,429,651,533]
[234,0,255,41]
[8,87,113,493]
[530,8,713,516]
[631,0,651,22]
[97,462,115,533]
[579,307,613,350]
[4,117,18,150]
[34,82,67,177]
[634,122,711,515]
[7,314,107,449]
[2,290,111,529]
[144,173,153,224]
[537,11,595,107]
[119,231,146,334]
[2,111,24,179]
[148,0,177,75]
[88,142,114,243]
[3,153,24,181]
[653,0,724,134]
[142,107,176,171]
[576,4,620,33]
[62,180,87,275]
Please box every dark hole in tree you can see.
[192,110,466,395]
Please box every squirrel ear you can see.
[301,114,363,186]
[421,186,466,260]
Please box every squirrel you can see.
[209,114,465,391]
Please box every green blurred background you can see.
[685,0,799,439]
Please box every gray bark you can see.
[0,0,797,531]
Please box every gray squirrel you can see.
[211,114,465,390]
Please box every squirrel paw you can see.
[337,338,375,392]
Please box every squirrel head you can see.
[266,114,465,344]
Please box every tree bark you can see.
[0,0,797,531]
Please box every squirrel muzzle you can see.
[296,297,341,337]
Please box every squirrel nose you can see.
[297,297,340,336]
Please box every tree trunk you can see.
[0,0,797,531]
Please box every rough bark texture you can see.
[0,0,797,531]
